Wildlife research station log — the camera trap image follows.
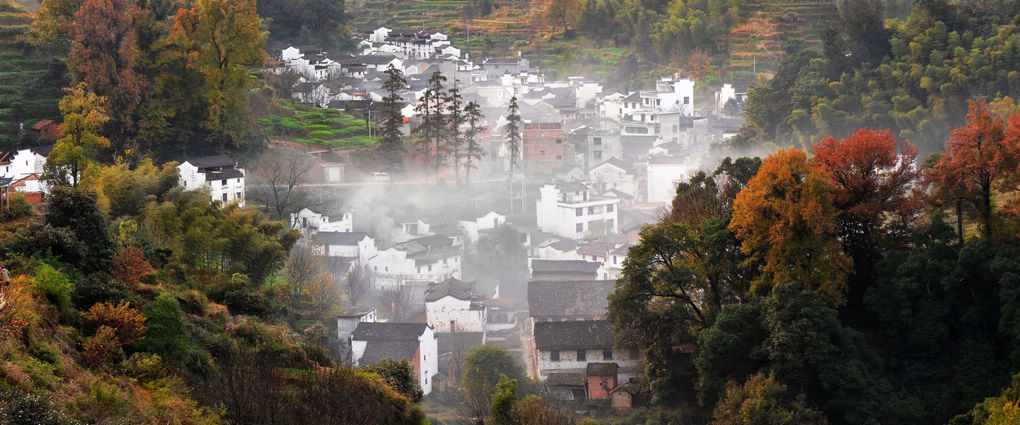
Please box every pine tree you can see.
[447,83,465,185]
[463,101,487,186]
[413,71,448,183]
[504,96,522,178]
[378,65,407,173]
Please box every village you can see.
[0,25,748,416]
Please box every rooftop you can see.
[546,372,585,387]
[352,322,429,341]
[527,280,614,319]
[586,362,619,377]
[315,231,370,246]
[425,278,476,302]
[534,320,615,350]
[185,155,236,169]
[531,260,601,274]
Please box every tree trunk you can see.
[956,198,964,246]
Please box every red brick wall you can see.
[586,375,616,400]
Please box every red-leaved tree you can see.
[930,101,1019,241]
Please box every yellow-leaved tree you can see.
[45,82,110,188]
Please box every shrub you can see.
[110,246,154,287]
[122,352,166,383]
[83,326,121,368]
[137,292,188,359]
[0,388,76,425]
[223,289,276,318]
[0,193,34,221]
[0,276,36,338]
[81,301,147,345]
[30,264,73,314]
[71,273,128,311]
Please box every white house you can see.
[291,208,353,236]
[536,183,619,239]
[457,210,508,245]
[0,146,49,182]
[534,239,580,261]
[646,155,696,204]
[588,158,636,198]
[370,235,462,289]
[351,322,439,395]
[655,76,696,116]
[425,278,487,335]
[178,155,246,206]
[532,320,640,382]
[336,306,377,358]
[313,231,378,271]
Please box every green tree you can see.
[462,100,486,185]
[414,71,449,183]
[137,292,189,359]
[46,82,110,188]
[504,96,522,178]
[361,358,424,403]
[490,374,517,425]
[378,65,407,173]
[463,345,525,422]
[711,372,828,425]
[447,83,466,184]
[43,186,114,272]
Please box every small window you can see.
[603,349,613,360]
[540,150,545,156]
[427,265,432,272]
[576,223,583,233]
[594,138,602,146]
[588,206,596,214]
[594,151,602,160]
[576,208,583,217]
[555,139,562,144]
[550,350,560,361]
[236,192,241,200]
[221,193,228,202]
[556,155,562,160]
[222,179,227,185]
[684,96,690,105]
[607,204,614,213]
[577,350,586,361]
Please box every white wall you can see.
[536,185,620,239]
[536,347,641,381]
[178,162,246,207]
[426,296,486,333]
[646,161,694,204]
[419,327,438,395]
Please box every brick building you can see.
[521,122,569,174]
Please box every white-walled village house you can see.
[178,155,245,206]
[536,183,619,239]
[351,322,439,395]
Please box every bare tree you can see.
[344,267,370,306]
[249,153,318,220]
[285,241,341,319]
[379,285,413,321]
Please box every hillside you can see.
[0,0,65,145]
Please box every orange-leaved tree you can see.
[930,101,1019,241]
[111,245,155,287]
[81,301,148,346]
[730,149,852,306]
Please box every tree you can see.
[504,96,522,178]
[44,186,114,272]
[81,301,147,346]
[414,71,449,183]
[167,0,267,152]
[447,83,466,185]
[711,372,828,425]
[811,128,922,310]
[462,101,486,185]
[361,358,424,403]
[931,101,1018,240]
[729,149,852,306]
[24,0,81,50]
[111,245,155,287]
[510,395,578,425]
[490,374,517,425]
[137,291,189,359]
[248,153,316,220]
[46,82,110,188]
[544,0,578,36]
[66,0,149,150]
[462,345,525,423]
[378,65,407,173]
[284,242,341,319]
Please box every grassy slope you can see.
[0,1,65,139]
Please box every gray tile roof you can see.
[360,340,419,365]
[352,322,428,341]
[527,280,614,319]
[546,372,585,387]
[316,231,369,246]
[534,320,615,350]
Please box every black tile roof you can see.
[186,155,236,169]
[531,260,601,274]
[203,168,244,181]
[546,372,585,387]
[527,280,614,319]
[361,340,419,365]
[425,278,475,302]
[352,322,429,341]
[534,320,615,350]
[315,231,369,246]
[586,362,618,377]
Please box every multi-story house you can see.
[536,183,619,239]
[351,322,439,395]
[178,155,245,206]
[531,320,640,381]
[425,278,487,335]
[312,232,378,271]
[527,280,614,322]
[647,155,695,204]
[521,122,569,175]
[370,235,462,289]
[588,158,636,198]
[290,207,353,236]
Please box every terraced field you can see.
[0,2,65,141]
[727,0,837,77]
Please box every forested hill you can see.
[733,0,1020,155]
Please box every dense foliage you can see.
[611,105,1020,424]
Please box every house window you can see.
[588,206,595,214]
[550,350,560,361]
[494,218,499,228]
[556,155,562,160]
[576,350,586,361]
[221,179,227,185]
[607,204,614,213]
[555,139,562,144]
[427,265,432,272]
[576,208,583,217]
[603,349,613,360]
[540,150,545,156]
[684,96,690,105]
[576,223,583,233]
[236,192,241,200]
[222,193,228,202]
[594,151,602,160]
[594,138,602,146]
